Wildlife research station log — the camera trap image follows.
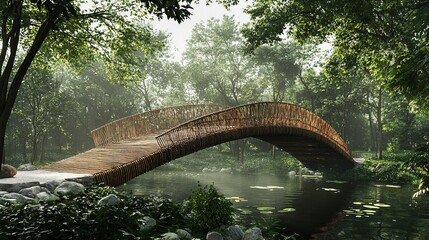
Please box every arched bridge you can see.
[44,102,356,186]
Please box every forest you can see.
[1,0,429,239]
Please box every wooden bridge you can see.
[43,102,356,186]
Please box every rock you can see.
[243,227,264,240]
[19,186,42,198]
[17,163,37,171]
[206,232,224,240]
[161,232,180,240]
[0,164,17,178]
[224,225,243,240]
[36,192,60,201]
[41,180,63,192]
[176,229,192,240]
[220,168,233,174]
[288,171,296,177]
[54,181,85,196]
[98,194,120,206]
[0,182,39,193]
[65,176,96,186]
[0,191,7,196]
[1,193,32,204]
[140,216,156,232]
[299,167,313,175]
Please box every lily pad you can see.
[363,205,380,209]
[353,202,364,205]
[326,180,348,184]
[260,211,273,214]
[363,209,377,213]
[257,207,276,211]
[385,185,401,188]
[278,208,296,213]
[250,186,270,189]
[267,186,284,189]
[322,188,340,192]
[373,203,391,208]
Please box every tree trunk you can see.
[39,134,46,162]
[376,87,383,160]
[31,134,38,164]
[367,94,375,152]
[272,145,277,160]
[0,7,60,167]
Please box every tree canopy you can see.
[242,0,429,107]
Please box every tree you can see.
[19,62,66,163]
[242,0,429,107]
[253,41,303,102]
[184,15,263,106]
[0,0,237,168]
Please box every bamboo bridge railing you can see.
[156,102,353,162]
[90,104,226,147]
[60,102,355,186]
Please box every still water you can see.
[123,169,429,239]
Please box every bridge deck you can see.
[38,103,355,186]
[43,134,160,174]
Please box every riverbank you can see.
[0,179,278,240]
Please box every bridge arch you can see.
[91,102,355,186]
[156,102,354,169]
[44,102,355,186]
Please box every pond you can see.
[122,168,429,239]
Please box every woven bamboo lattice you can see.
[47,102,355,186]
[156,102,354,165]
[90,104,226,147]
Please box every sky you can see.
[153,1,251,59]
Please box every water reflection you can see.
[122,170,429,240]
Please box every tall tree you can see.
[242,0,429,107]
[184,15,263,106]
[253,41,302,102]
[0,0,236,168]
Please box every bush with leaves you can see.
[183,184,235,234]
[0,185,185,240]
[407,140,429,198]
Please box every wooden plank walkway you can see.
[38,102,356,187]
[43,134,160,174]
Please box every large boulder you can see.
[17,163,37,171]
[1,193,32,204]
[224,225,243,240]
[139,216,156,232]
[19,186,44,198]
[161,232,180,240]
[98,194,120,206]
[54,181,85,196]
[176,229,192,240]
[0,164,17,178]
[206,232,224,240]
[243,227,264,240]
[41,180,63,192]
[36,192,60,202]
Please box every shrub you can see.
[0,185,185,240]
[183,184,235,233]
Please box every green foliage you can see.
[327,160,416,183]
[183,184,235,233]
[183,15,264,106]
[406,140,429,198]
[0,185,186,240]
[243,0,429,107]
